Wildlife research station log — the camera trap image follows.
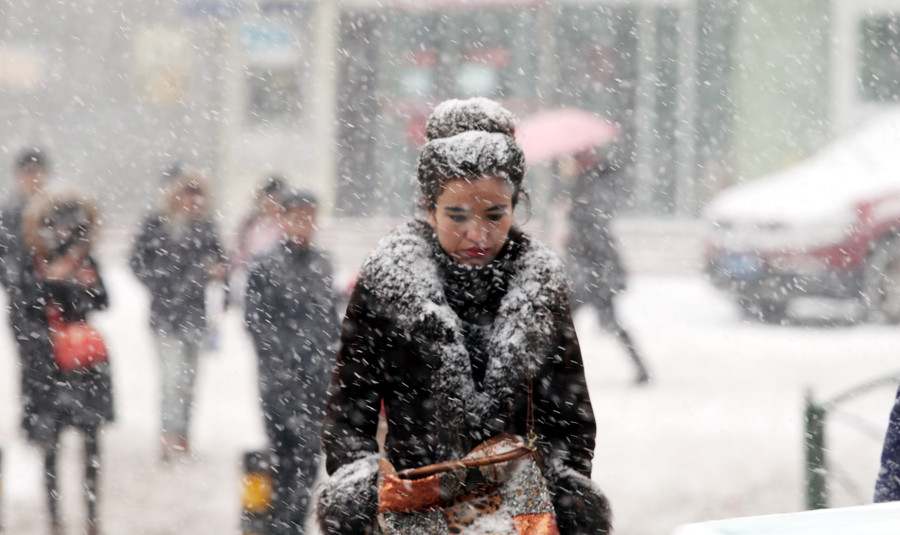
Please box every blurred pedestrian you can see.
[1,148,54,444]
[565,147,651,385]
[233,174,287,269]
[228,174,287,310]
[244,188,339,534]
[0,147,51,290]
[129,163,228,461]
[875,380,900,502]
[15,188,113,535]
[316,98,610,534]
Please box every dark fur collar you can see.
[359,220,571,443]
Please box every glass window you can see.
[859,15,900,102]
[554,5,637,128]
[446,9,536,100]
[245,65,302,124]
[239,21,305,125]
[398,50,438,99]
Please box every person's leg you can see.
[155,330,197,458]
[613,324,651,384]
[175,330,202,453]
[84,427,101,535]
[266,425,292,535]
[43,427,62,535]
[604,304,651,385]
[277,431,321,535]
[290,434,322,534]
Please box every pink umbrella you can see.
[516,108,619,164]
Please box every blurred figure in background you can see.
[0,147,51,290]
[228,174,288,310]
[244,188,340,535]
[875,380,900,502]
[129,163,228,461]
[565,147,651,385]
[16,189,113,535]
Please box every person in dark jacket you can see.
[315,98,611,535]
[0,147,51,290]
[228,174,288,311]
[566,148,651,385]
[14,189,113,535]
[875,381,900,502]
[244,188,339,535]
[129,163,228,460]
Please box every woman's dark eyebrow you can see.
[443,204,508,213]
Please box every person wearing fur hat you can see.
[316,98,611,534]
[129,163,228,461]
[11,188,112,535]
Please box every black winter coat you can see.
[316,220,611,534]
[244,241,339,435]
[0,200,27,292]
[9,254,113,445]
[567,163,626,311]
[876,381,900,502]
[129,212,226,333]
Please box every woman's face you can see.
[175,183,205,217]
[427,176,515,266]
[280,205,317,246]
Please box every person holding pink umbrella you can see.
[565,146,651,385]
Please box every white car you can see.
[704,110,900,323]
[671,502,900,534]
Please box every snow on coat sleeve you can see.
[321,277,385,475]
[876,382,900,502]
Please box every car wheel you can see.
[861,235,900,324]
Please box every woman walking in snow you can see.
[129,163,228,460]
[13,189,113,535]
[315,98,611,534]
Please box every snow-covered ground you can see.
[1,224,898,535]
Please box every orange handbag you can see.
[47,301,108,372]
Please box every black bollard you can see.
[804,390,828,510]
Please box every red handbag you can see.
[46,301,108,372]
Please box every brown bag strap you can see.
[396,446,533,479]
[526,375,538,448]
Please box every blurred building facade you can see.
[0,0,893,226]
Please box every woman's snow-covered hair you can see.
[417,98,526,210]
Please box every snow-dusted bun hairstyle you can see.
[417,98,526,210]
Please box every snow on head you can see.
[425,97,517,141]
[417,130,526,207]
[417,97,526,209]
